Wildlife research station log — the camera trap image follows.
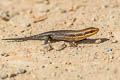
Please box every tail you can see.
[2,35,44,41]
[2,37,29,41]
[2,33,46,41]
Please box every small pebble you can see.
[65,68,68,71]
[72,18,77,22]
[35,0,43,3]
[33,16,47,23]
[51,72,56,77]
[91,17,97,21]
[95,39,102,44]
[0,78,3,80]
[0,52,9,57]
[9,73,16,78]
[42,65,45,68]
[109,55,114,59]
[39,7,49,13]
[106,48,112,52]
[44,0,49,4]
[77,74,83,79]
[66,22,73,26]
[103,5,109,8]
[68,7,74,12]
[53,41,67,51]
[65,62,72,65]
[9,10,19,17]
[66,18,76,27]
[0,11,10,21]
[82,0,88,2]
[26,23,31,27]
[16,69,26,74]
[0,74,8,79]
[20,30,25,33]
[73,5,81,10]
[9,69,26,78]
[101,5,109,9]
[111,39,118,43]
[0,10,19,21]
[35,0,49,4]
[59,8,67,13]
[55,66,59,68]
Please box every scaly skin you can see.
[2,27,99,44]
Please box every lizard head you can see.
[82,27,99,37]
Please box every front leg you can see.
[44,36,50,44]
[44,36,53,44]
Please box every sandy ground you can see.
[0,0,120,80]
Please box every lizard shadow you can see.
[50,38,109,45]
[76,38,109,44]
